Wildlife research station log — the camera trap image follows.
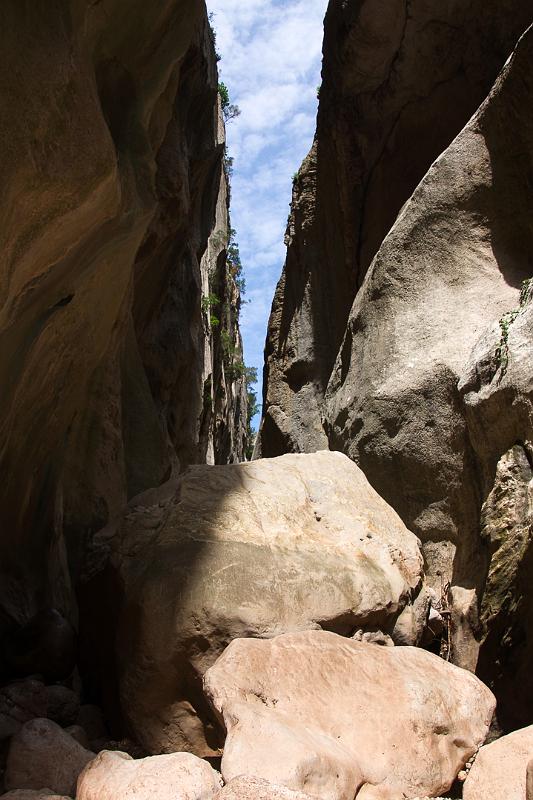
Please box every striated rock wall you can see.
[258,0,533,457]
[0,1,247,642]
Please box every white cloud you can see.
[207,0,327,427]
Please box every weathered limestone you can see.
[463,725,533,800]
[204,630,495,800]
[214,777,317,800]
[77,750,222,800]
[85,451,423,756]
[0,0,248,653]
[324,24,533,670]
[259,0,533,459]
[5,719,94,796]
[459,295,533,729]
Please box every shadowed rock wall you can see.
[0,0,247,642]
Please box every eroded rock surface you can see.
[86,451,423,756]
[258,0,533,459]
[323,24,533,671]
[5,719,94,796]
[459,296,533,729]
[214,777,317,800]
[463,725,533,800]
[204,630,495,800]
[0,0,248,652]
[77,750,222,800]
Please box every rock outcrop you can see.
[5,719,94,796]
[83,451,424,756]
[0,0,248,654]
[258,0,533,459]
[204,630,495,800]
[463,725,533,800]
[325,23,533,669]
[459,291,533,729]
[259,0,533,699]
[77,750,222,800]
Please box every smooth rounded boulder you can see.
[463,725,533,800]
[204,630,495,800]
[100,451,424,755]
[77,750,222,800]
[5,718,94,796]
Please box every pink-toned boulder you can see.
[77,750,222,800]
[204,630,495,800]
[215,777,317,800]
[463,725,533,800]
[5,718,94,796]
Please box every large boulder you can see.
[92,451,423,756]
[463,725,533,800]
[0,678,47,742]
[76,750,222,800]
[5,718,94,796]
[204,630,495,800]
[324,23,533,669]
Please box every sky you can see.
[207,0,327,427]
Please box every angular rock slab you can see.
[204,630,495,800]
[463,725,533,800]
[111,451,423,755]
[77,750,222,800]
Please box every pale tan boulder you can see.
[204,630,495,800]
[5,718,94,796]
[77,749,222,800]
[463,725,533,800]
[215,776,318,800]
[107,451,423,755]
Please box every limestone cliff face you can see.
[0,1,247,638]
[258,0,533,725]
[258,0,533,457]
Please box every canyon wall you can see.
[259,0,533,730]
[0,0,247,646]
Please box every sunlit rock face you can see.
[0,1,247,642]
[259,0,533,722]
[82,451,424,756]
[325,24,533,666]
[258,0,533,459]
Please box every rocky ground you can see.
[0,453,532,799]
